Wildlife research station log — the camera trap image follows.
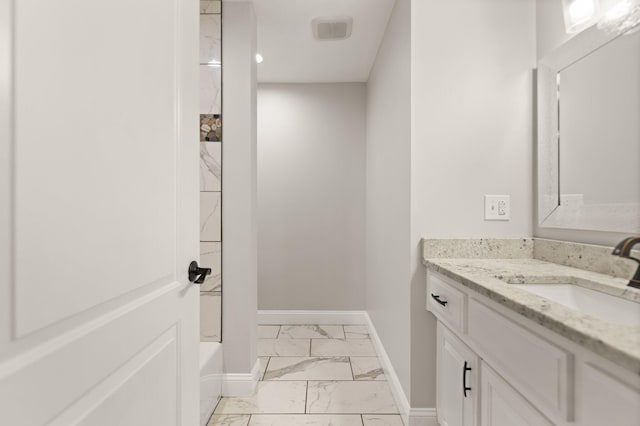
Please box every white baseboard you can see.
[221,359,260,397]
[409,408,438,426]
[257,310,368,325]
[257,310,438,425]
[365,313,438,425]
[362,313,411,424]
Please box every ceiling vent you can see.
[312,17,353,41]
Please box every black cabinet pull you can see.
[463,361,472,397]
[188,261,211,284]
[431,293,448,307]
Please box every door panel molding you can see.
[0,288,185,425]
[11,273,176,344]
[0,280,180,378]
[49,326,178,426]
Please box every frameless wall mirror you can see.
[538,25,640,233]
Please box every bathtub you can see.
[200,342,223,426]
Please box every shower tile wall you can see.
[200,0,222,343]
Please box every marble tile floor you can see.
[208,325,402,426]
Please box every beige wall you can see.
[257,83,367,310]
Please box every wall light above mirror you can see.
[537,21,640,234]
[563,0,640,34]
[562,0,600,33]
[598,0,640,33]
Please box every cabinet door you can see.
[481,362,553,426]
[437,322,478,426]
[578,363,640,426]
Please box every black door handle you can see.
[431,293,448,307]
[188,261,211,284]
[463,361,472,397]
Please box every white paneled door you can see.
[0,0,200,424]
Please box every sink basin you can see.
[513,284,640,326]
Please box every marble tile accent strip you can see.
[350,357,385,381]
[311,339,376,357]
[257,325,280,339]
[533,238,640,280]
[200,14,221,65]
[258,339,310,357]
[279,325,346,339]
[215,381,307,414]
[201,142,221,191]
[264,357,352,381]
[207,414,250,426]
[306,381,399,414]
[343,325,369,339]
[200,66,222,115]
[200,0,221,14]
[200,292,221,342]
[362,415,405,426]
[199,0,222,369]
[200,242,221,292]
[248,415,363,426]
[201,114,222,142]
[422,238,534,261]
[200,192,221,242]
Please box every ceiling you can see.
[251,0,396,83]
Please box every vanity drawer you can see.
[427,272,466,333]
[468,298,572,421]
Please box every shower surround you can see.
[200,0,222,343]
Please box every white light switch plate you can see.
[485,195,511,221]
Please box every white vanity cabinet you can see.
[427,269,640,426]
[577,362,640,426]
[437,322,478,426]
[481,362,553,426]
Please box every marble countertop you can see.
[424,257,640,374]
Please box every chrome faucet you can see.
[612,237,640,289]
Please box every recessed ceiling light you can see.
[256,53,264,64]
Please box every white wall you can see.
[222,1,258,377]
[257,83,367,310]
[410,0,536,407]
[365,0,412,402]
